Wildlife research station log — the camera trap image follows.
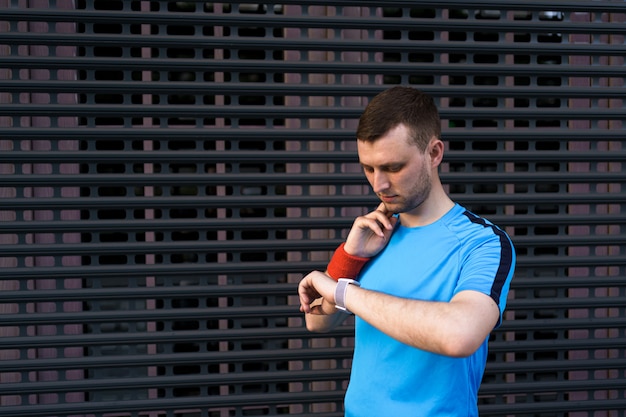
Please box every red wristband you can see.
[326,242,370,281]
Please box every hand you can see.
[298,270,338,315]
[344,203,398,258]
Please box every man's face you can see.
[357,124,433,215]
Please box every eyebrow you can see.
[360,162,405,171]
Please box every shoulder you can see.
[444,205,515,256]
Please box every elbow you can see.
[438,332,486,358]
[305,321,328,333]
[440,342,478,358]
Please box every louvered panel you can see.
[0,1,625,416]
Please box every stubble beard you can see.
[380,166,432,215]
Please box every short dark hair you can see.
[356,86,441,151]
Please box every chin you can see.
[382,202,404,214]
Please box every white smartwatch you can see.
[335,278,360,314]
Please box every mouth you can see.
[379,195,398,203]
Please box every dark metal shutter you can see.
[1,1,625,416]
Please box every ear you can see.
[428,138,445,167]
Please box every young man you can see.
[298,86,516,416]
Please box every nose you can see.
[371,170,390,194]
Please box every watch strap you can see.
[335,278,360,314]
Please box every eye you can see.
[386,164,403,173]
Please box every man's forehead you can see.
[357,140,416,166]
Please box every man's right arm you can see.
[300,203,397,332]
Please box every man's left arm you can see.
[343,286,499,357]
[299,269,499,357]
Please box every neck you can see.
[399,185,455,228]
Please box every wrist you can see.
[327,242,370,281]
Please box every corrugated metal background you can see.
[0,1,625,416]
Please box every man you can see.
[298,86,515,416]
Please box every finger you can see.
[375,202,396,217]
[298,292,316,313]
[367,210,395,232]
[375,202,388,213]
[354,216,386,238]
[310,300,337,316]
[309,304,323,315]
[299,293,318,314]
[297,286,317,314]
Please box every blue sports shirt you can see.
[344,203,515,417]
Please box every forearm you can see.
[344,285,499,357]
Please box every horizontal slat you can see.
[0,233,623,258]
[0,212,623,234]
[479,399,626,416]
[0,193,623,211]
[0,347,356,372]
[0,326,355,349]
[0,151,361,163]
[2,269,622,298]
[488,336,626,353]
[0,391,346,417]
[1,395,623,417]
[0,368,351,395]
[0,195,380,209]
[0,217,357,232]
[480,378,626,395]
[0,173,370,186]
[2,103,625,119]
[2,308,624,330]
[504,299,626,312]
[2,7,625,34]
[1,347,619,376]
[483,358,626,376]
[0,327,622,357]
[1,127,623,142]
[0,254,622,280]
[0,284,298,303]
[0,261,327,279]
[493,273,623,291]
[250,0,626,11]
[485,357,626,373]
[0,276,623,303]
[5,367,624,397]
[2,81,625,99]
[0,171,623,187]
[2,57,625,79]
[1,32,624,56]
[0,305,302,326]
[1,0,624,14]
[0,30,625,51]
[0,240,336,255]
[0,150,623,164]
[510,234,626,247]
